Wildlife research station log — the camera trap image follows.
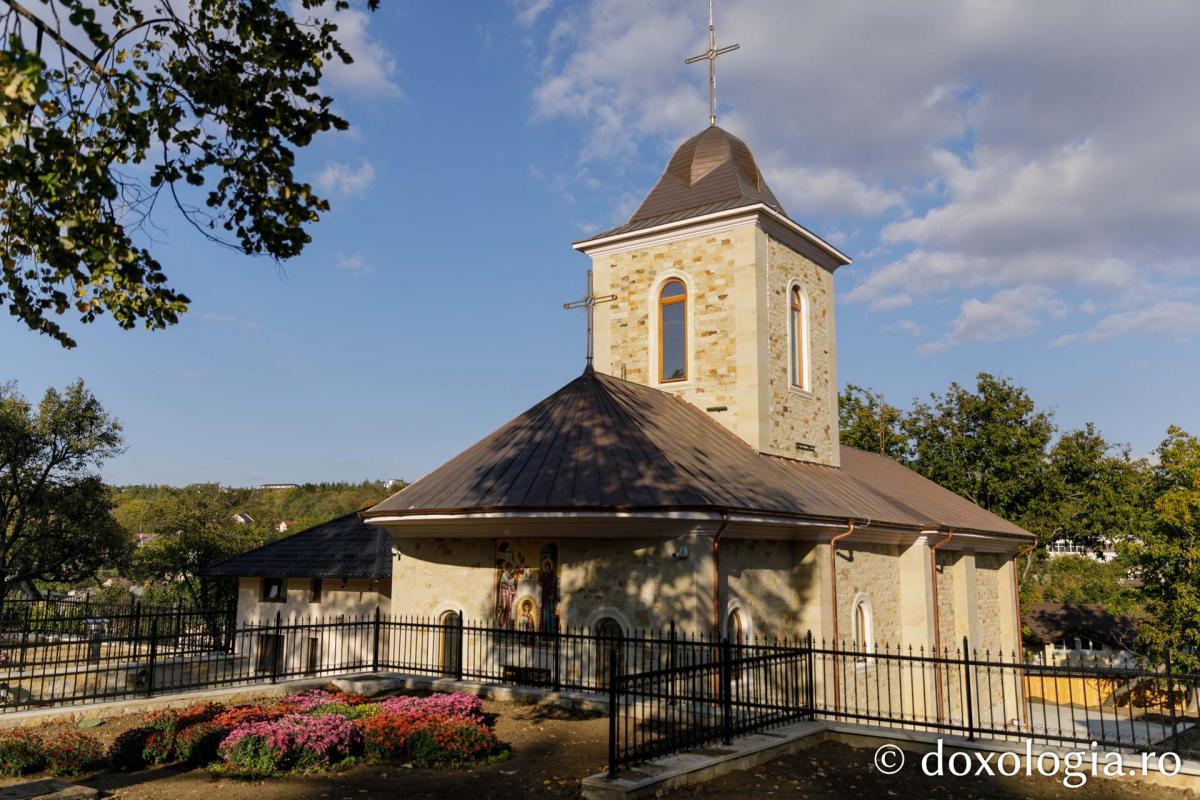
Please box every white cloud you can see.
[527,0,1200,342]
[292,4,403,97]
[919,287,1064,354]
[317,160,376,197]
[514,0,554,27]
[336,252,376,274]
[1053,302,1200,346]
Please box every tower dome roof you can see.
[628,126,786,225]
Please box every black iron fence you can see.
[3,605,1199,775]
[606,633,813,775]
[607,633,1200,775]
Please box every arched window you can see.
[789,285,809,390]
[727,608,747,680]
[658,279,688,382]
[852,596,873,660]
[439,610,462,677]
[594,616,625,689]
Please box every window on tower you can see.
[659,279,688,382]
[789,285,809,391]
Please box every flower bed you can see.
[0,689,504,781]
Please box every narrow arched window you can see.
[852,597,873,661]
[790,286,809,390]
[659,279,688,382]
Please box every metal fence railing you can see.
[3,605,1198,776]
[607,633,1200,775]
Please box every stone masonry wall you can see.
[723,538,818,640]
[973,553,1006,655]
[834,542,903,646]
[934,550,957,654]
[764,232,838,465]
[597,226,754,445]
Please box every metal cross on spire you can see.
[685,0,740,127]
[563,270,616,369]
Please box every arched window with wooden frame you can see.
[658,279,688,383]
[789,285,810,391]
[852,595,874,663]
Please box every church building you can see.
[210,8,1033,663]
[213,123,1033,664]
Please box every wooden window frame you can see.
[790,285,809,391]
[309,578,322,604]
[658,279,688,383]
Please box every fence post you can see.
[552,618,561,691]
[372,607,381,672]
[1166,647,1180,753]
[721,636,733,745]
[962,635,974,741]
[668,619,676,707]
[456,610,465,681]
[806,630,816,719]
[146,617,159,698]
[607,646,619,779]
[175,598,184,643]
[271,611,282,684]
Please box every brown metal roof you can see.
[1022,603,1138,649]
[628,126,786,224]
[364,368,1032,540]
[204,512,392,580]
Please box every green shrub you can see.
[43,731,104,776]
[107,726,153,771]
[175,721,228,766]
[0,730,46,776]
[142,729,176,764]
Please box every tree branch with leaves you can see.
[0,0,378,347]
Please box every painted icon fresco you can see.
[494,540,559,631]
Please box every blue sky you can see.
[4,0,1199,485]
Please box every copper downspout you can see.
[1012,542,1037,727]
[828,521,856,716]
[711,511,731,636]
[929,531,954,728]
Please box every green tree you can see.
[838,384,908,459]
[0,0,379,347]
[1019,555,1139,617]
[131,483,264,607]
[0,379,131,601]
[904,373,1055,529]
[1124,426,1200,668]
[1033,424,1150,555]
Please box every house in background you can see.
[1023,602,1138,667]
[206,512,392,625]
[1046,539,1118,563]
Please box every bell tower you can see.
[572,126,851,466]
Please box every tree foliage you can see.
[0,379,131,598]
[1019,555,1138,617]
[903,373,1055,528]
[130,483,265,607]
[0,0,378,347]
[1123,426,1200,668]
[838,384,908,459]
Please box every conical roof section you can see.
[628,126,785,224]
[363,368,1032,539]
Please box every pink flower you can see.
[375,693,484,723]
